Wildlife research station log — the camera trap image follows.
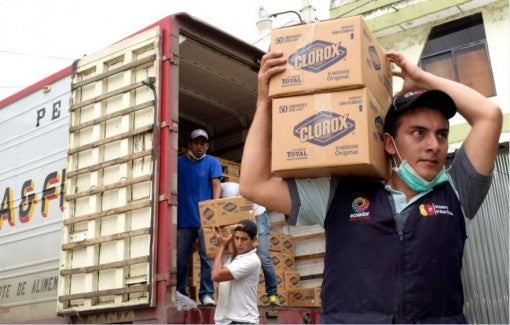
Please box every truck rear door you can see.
[58,26,161,314]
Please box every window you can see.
[420,14,495,97]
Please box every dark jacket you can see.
[320,179,467,324]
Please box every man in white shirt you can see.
[221,182,280,306]
[212,219,261,324]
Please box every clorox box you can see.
[269,15,392,110]
[271,88,389,179]
[199,196,255,227]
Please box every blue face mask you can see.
[393,161,448,192]
[390,137,448,192]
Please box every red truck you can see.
[0,13,321,323]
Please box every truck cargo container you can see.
[0,13,321,324]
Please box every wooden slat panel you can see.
[63,200,151,225]
[72,55,156,89]
[65,150,151,178]
[66,125,153,155]
[69,100,154,132]
[58,28,160,314]
[59,285,148,302]
[61,228,151,250]
[60,256,150,275]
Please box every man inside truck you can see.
[239,51,502,323]
[177,129,222,306]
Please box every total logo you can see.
[349,196,371,222]
[289,40,347,73]
[419,203,454,217]
[293,111,355,146]
[286,148,308,160]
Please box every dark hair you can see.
[234,219,257,239]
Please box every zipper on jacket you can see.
[399,233,406,323]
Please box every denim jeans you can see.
[256,211,278,296]
[177,227,214,301]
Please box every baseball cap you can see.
[234,219,257,238]
[384,90,457,133]
[190,129,209,140]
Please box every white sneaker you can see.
[202,295,216,306]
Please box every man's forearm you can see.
[211,244,231,282]
[212,178,221,199]
[211,245,225,281]
[241,99,273,187]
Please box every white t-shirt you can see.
[220,182,266,216]
[214,248,261,325]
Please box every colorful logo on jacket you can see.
[288,40,347,73]
[419,203,454,217]
[349,197,370,222]
[293,111,355,146]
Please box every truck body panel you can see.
[0,13,322,323]
[0,71,70,323]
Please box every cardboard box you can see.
[199,200,217,227]
[269,232,295,253]
[199,196,255,227]
[281,253,296,270]
[257,292,289,307]
[271,88,389,179]
[203,225,236,259]
[288,287,321,307]
[271,251,296,272]
[279,233,295,254]
[284,271,301,290]
[259,269,286,293]
[269,231,282,252]
[269,15,392,110]
[271,252,285,273]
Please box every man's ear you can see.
[383,133,397,155]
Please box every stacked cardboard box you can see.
[189,250,221,304]
[214,156,241,183]
[189,250,201,303]
[191,225,322,307]
[269,15,393,180]
[257,230,323,307]
[257,231,297,307]
[199,196,256,258]
[288,287,322,307]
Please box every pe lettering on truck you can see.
[35,99,62,127]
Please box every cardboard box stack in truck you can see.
[195,189,321,308]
